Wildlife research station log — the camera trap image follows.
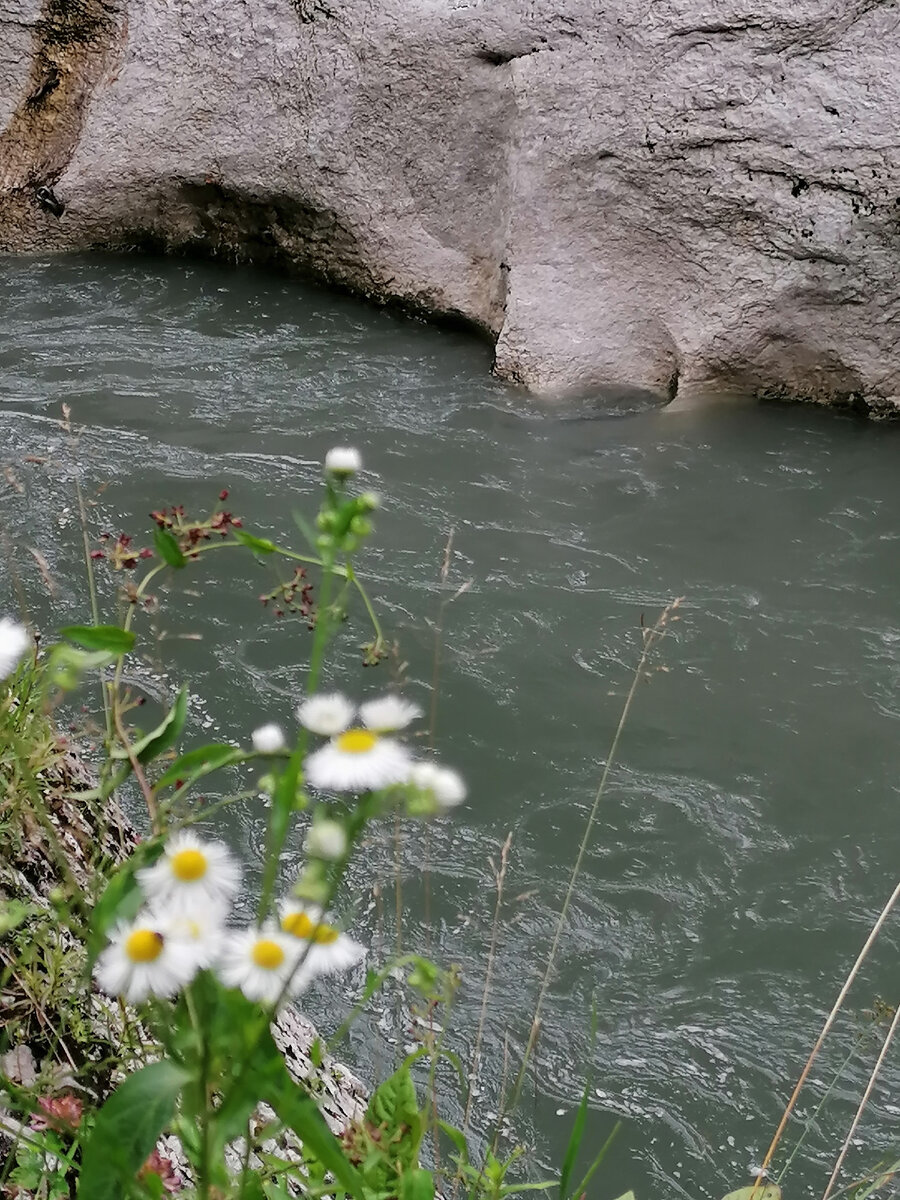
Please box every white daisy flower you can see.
[252,723,286,753]
[0,618,30,680]
[359,694,422,733]
[296,692,355,738]
[94,915,199,1003]
[151,902,227,969]
[324,446,362,476]
[409,761,467,810]
[137,832,241,909]
[305,727,411,793]
[216,924,307,1004]
[304,819,348,861]
[279,901,366,978]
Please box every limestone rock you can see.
[1,0,899,413]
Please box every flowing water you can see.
[2,253,900,1200]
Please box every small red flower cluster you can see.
[90,533,153,570]
[259,566,315,625]
[150,493,243,555]
[30,1094,83,1132]
[138,1149,182,1194]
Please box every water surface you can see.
[2,254,900,1199]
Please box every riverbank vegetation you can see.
[0,425,896,1200]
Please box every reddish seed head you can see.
[219,489,229,501]
[32,1095,83,1132]
[90,550,104,559]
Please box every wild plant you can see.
[0,444,638,1200]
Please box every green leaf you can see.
[438,1121,469,1166]
[77,1060,188,1200]
[233,529,277,555]
[572,1120,622,1200]
[110,686,189,764]
[559,1079,590,1200]
[263,1064,365,1199]
[401,1169,435,1200]
[154,742,244,792]
[0,899,35,936]
[86,843,162,971]
[153,527,186,569]
[365,1065,424,1172]
[44,644,117,692]
[61,625,136,654]
[722,1188,781,1200]
[366,1064,419,1131]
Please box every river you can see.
[2,253,900,1200]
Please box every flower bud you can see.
[252,723,286,754]
[304,819,348,861]
[324,447,362,476]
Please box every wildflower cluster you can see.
[94,831,364,1007]
[298,691,464,809]
[0,445,495,1200]
[149,493,243,554]
[259,565,315,622]
[317,449,379,559]
[90,532,154,570]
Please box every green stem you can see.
[186,987,211,1200]
[73,472,110,737]
[775,1033,866,1186]
[255,550,342,921]
[505,601,681,1122]
[306,552,335,696]
[326,953,422,1052]
[346,563,385,652]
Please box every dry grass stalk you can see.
[820,1002,900,1200]
[752,876,900,1198]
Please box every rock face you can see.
[1,0,900,413]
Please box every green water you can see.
[3,254,900,1199]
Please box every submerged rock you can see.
[1,0,899,414]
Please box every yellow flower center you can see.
[252,939,285,970]
[125,929,164,963]
[281,912,340,944]
[335,728,378,755]
[170,848,208,881]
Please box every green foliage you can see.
[0,457,651,1200]
[153,526,187,568]
[8,1126,80,1200]
[60,624,136,653]
[86,841,161,970]
[78,1060,189,1200]
[154,742,245,792]
[453,1145,555,1200]
[264,1064,366,1199]
[109,685,189,763]
[721,1187,781,1200]
[400,1167,436,1200]
[233,528,277,554]
[43,643,118,692]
